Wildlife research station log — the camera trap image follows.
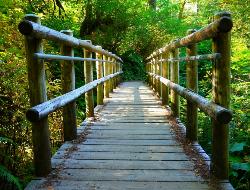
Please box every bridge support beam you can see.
[170,47,180,117]
[158,55,162,98]
[211,12,231,180]
[24,14,51,176]
[186,29,198,142]
[61,30,77,141]
[96,46,104,105]
[84,48,94,118]
[161,52,169,106]
[104,55,110,98]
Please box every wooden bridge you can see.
[18,12,234,189]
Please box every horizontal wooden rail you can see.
[147,15,232,60]
[26,71,122,122]
[34,53,117,63]
[18,20,122,62]
[148,72,232,124]
[147,53,221,64]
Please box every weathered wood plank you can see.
[57,144,184,153]
[26,180,211,190]
[86,134,173,140]
[52,159,194,170]
[53,151,189,161]
[83,139,178,146]
[78,129,172,135]
[52,169,204,181]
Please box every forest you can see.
[0,0,249,189]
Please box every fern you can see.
[0,165,22,190]
[0,136,16,146]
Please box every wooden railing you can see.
[146,12,233,180]
[18,14,123,176]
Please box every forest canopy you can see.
[0,0,249,189]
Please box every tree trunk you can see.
[148,0,156,10]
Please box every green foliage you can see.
[229,141,250,190]
[0,0,249,189]
[121,51,146,81]
[0,165,22,190]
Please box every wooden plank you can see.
[83,139,178,146]
[26,180,210,190]
[53,169,204,182]
[58,144,184,153]
[53,151,189,161]
[79,130,172,135]
[52,159,194,170]
[86,134,173,140]
[98,113,168,117]
[81,122,171,128]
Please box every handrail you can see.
[34,53,117,63]
[19,14,123,177]
[147,53,221,64]
[19,19,123,62]
[26,71,122,122]
[146,11,232,181]
[148,72,232,123]
[147,14,232,60]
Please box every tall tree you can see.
[148,0,157,10]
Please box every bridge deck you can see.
[26,81,213,190]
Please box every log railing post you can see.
[104,55,110,98]
[24,14,51,176]
[96,46,104,105]
[60,30,77,141]
[148,62,151,87]
[158,55,162,98]
[111,58,115,91]
[108,56,113,93]
[117,62,120,85]
[211,12,232,179]
[148,63,151,87]
[155,56,159,95]
[154,57,157,92]
[84,47,94,117]
[161,52,169,105]
[186,29,198,142]
[114,60,117,88]
[170,47,180,117]
[147,63,150,85]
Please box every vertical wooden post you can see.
[108,56,113,93]
[158,54,162,98]
[148,62,151,87]
[211,12,232,179]
[147,63,150,86]
[117,62,120,85]
[186,29,198,142]
[161,52,169,105]
[150,61,153,88]
[113,59,117,88]
[115,60,118,88]
[155,56,159,94]
[60,30,77,141]
[170,47,180,117]
[104,55,110,98]
[24,14,51,176]
[96,46,104,105]
[146,63,149,85]
[84,48,94,117]
[110,57,114,92]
